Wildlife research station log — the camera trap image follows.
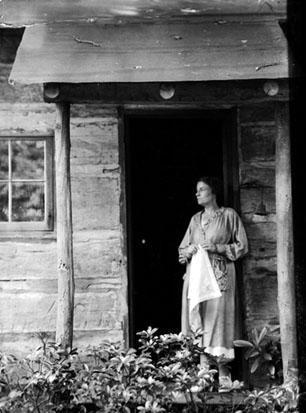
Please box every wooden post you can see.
[275,102,298,381]
[55,102,75,349]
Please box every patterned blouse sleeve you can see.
[222,209,248,261]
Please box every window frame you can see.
[0,134,54,231]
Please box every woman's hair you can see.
[196,176,223,203]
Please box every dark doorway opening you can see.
[124,110,239,348]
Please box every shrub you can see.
[0,329,217,412]
[0,327,300,413]
[234,326,282,382]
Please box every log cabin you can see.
[0,0,304,386]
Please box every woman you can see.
[179,176,248,388]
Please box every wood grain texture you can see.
[55,103,75,348]
[10,19,288,84]
[240,124,276,161]
[240,164,275,188]
[0,231,122,280]
[1,0,287,27]
[275,102,297,378]
[0,329,123,356]
[243,275,279,329]
[0,290,121,335]
[237,102,278,337]
[239,103,277,122]
[240,187,276,213]
[0,103,55,134]
[43,80,289,104]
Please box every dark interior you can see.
[125,112,225,346]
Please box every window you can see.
[0,136,54,231]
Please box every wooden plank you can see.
[43,79,289,104]
[244,221,276,242]
[240,187,276,213]
[55,102,75,349]
[0,103,55,134]
[1,0,287,27]
[0,290,120,332]
[244,275,279,330]
[243,256,277,277]
[72,176,120,230]
[0,232,122,281]
[239,103,277,122]
[0,329,123,357]
[275,102,298,380]
[240,163,275,188]
[118,108,129,348]
[10,19,288,85]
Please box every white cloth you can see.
[204,346,235,360]
[188,245,221,331]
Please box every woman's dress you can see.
[179,207,248,360]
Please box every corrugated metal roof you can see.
[9,18,288,85]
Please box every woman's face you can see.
[196,181,215,206]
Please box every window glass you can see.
[0,183,8,221]
[0,136,53,230]
[12,183,44,222]
[0,140,8,180]
[12,140,44,179]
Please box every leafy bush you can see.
[234,326,282,382]
[0,328,217,413]
[0,327,300,413]
[240,377,299,413]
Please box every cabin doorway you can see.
[124,110,239,348]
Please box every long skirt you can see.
[181,261,240,361]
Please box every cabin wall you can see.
[0,104,128,354]
[0,30,280,353]
[0,55,128,353]
[238,103,278,333]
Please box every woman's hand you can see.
[201,241,217,252]
[184,244,198,258]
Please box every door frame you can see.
[118,106,240,348]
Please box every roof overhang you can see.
[0,0,287,27]
[9,17,288,86]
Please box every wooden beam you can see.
[275,102,298,381]
[44,80,289,105]
[55,102,75,349]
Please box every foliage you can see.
[0,344,78,412]
[234,326,282,382]
[0,328,217,413]
[0,327,300,413]
[240,377,299,413]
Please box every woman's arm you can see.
[178,217,198,264]
[215,209,248,261]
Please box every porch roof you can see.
[9,18,288,85]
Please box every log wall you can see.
[238,103,278,332]
[0,101,127,354]
[0,56,128,353]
